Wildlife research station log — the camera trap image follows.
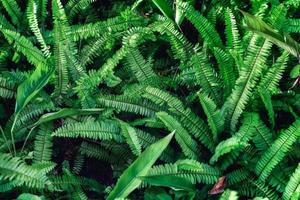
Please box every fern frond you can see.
[257,51,289,95]
[52,121,123,142]
[119,121,142,156]
[27,0,51,57]
[79,142,120,164]
[0,180,15,192]
[157,111,200,159]
[252,118,273,152]
[34,125,53,163]
[226,168,251,185]
[153,17,194,64]
[0,14,15,30]
[125,48,157,82]
[176,159,221,184]
[250,181,279,200]
[177,1,223,49]
[68,14,145,41]
[268,168,288,193]
[79,33,113,68]
[147,160,220,185]
[50,174,102,192]
[224,8,242,54]
[198,92,224,140]
[36,0,48,24]
[224,38,272,132]
[210,137,247,165]
[191,52,222,105]
[0,76,16,98]
[234,112,259,142]
[143,86,214,151]
[52,0,85,81]
[255,120,300,181]
[0,153,49,189]
[97,95,160,117]
[213,47,237,99]
[258,89,275,128]
[0,29,46,67]
[283,164,300,200]
[66,0,96,19]
[288,19,300,33]
[0,0,22,25]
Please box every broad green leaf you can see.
[17,193,44,200]
[139,175,195,191]
[241,10,300,58]
[290,65,300,79]
[34,108,104,126]
[15,61,55,114]
[152,0,173,20]
[175,0,195,25]
[107,132,174,200]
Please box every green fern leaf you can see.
[34,126,53,163]
[177,2,223,49]
[258,88,275,128]
[27,0,51,57]
[157,111,200,159]
[192,52,222,105]
[0,153,49,189]
[52,121,123,142]
[119,121,142,156]
[283,164,300,200]
[198,92,224,140]
[224,38,272,132]
[143,86,215,151]
[255,120,300,181]
[1,29,46,67]
[258,51,289,94]
[0,0,22,25]
[97,95,160,117]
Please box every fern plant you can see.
[0,0,300,199]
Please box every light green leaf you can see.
[34,108,103,126]
[107,132,174,200]
[15,61,54,114]
[241,10,300,58]
[290,65,300,79]
[152,0,173,20]
[17,193,43,200]
[139,175,195,191]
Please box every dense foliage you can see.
[0,0,300,199]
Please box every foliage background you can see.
[0,0,300,199]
